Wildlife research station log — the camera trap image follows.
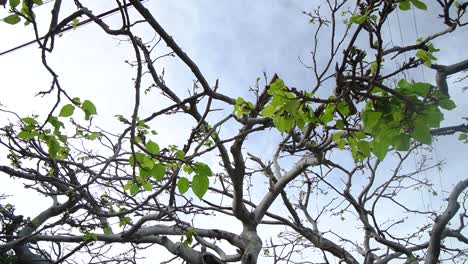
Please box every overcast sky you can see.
[0,1,467,263]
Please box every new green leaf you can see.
[399,0,411,10]
[21,117,37,125]
[372,140,390,160]
[193,162,212,177]
[82,100,97,120]
[177,177,190,194]
[410,0,427,10]
[146,140,160,154]
[349,13,369,24]
[192,174,209,199]
[59,104,75,117]
[151,163,165,181]
[129,184,139,196]
[10,0,20,8]
[142,181,152,191]
[411,125,432,144]
[439,98,456,110]
[362,111,382,130]
[393,134,411,151]
[103,226,112,235]
[72,18,79,30]
[4,15,21,25]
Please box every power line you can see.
[411,7,426,82]
[0,0,147,57]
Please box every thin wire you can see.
[422,153,434,212]
[410,7,455,249]
[412,150,429,214]
[386,15,395,47]
[433,142,445,200]
[386,12,403,84]
[395,8,408,64]
[395,7,413,83]
[411,7,426,82]
[413,4,432,214]
[0,0,148,57]
[396,10,427,214]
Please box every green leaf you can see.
[21,117,37,125]
[233,97,253,117]
[192,174,209,199]
[10,0,20,8]
[72,18,79,30]
[362,111,382,130]
[84,132,101,140]
[142,181,152,191]
[183,228,196,247]
[427,43,440,52]
[177,150,185,159]
[32,0,43,5]
[139,167,151,178]
[268,78,286,95]
[411,125,432,144]
[337,101,350,116]
[397,81,431,96]
[83,233,98,241]
[410,82,431,96]
[357,140,371,157]
[123,181,132,190]
[458,133,468,140]
[419,108,444,128]
[119,216,132,227]
[17,130,36,140]
[354,131,366,140]
[103,226,112,235]
[47,116,64,134]
[399,0,411,10]
[233,97,244,117]
[82,100,97,120]
[416,50,436,66]
[398,79,411,89]
[3,14,21,25]
[145,140,160,154]
[336,120,345,129]
[72,97,82,105]
[193,162,212,177]
[45,136,61,159]
[393,134,411,151]
[260,104,276,117]
[183,164,194,174]
[349,13,369,24]
[372,140,390,160]
[332,133,342,142]
[284,99,299,114]
[439,98,456,110]
[273,115,294,133]
[59,104,75,117]
[129,184,139,196]
[139,156,154,170]
[337,139,346,149]
[177,177,190,194]
[410,0,427,10]
[151,163,165,181]
[320,104,335,124]
[370,61,378,74]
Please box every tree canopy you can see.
[0,0,467,264]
